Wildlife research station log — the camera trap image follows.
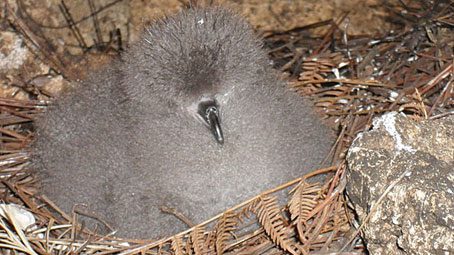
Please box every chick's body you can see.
[33,8,334,238]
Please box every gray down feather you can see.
[32,7,335,239]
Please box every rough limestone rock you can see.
[346,112,453,255]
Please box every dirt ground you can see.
[1,0,397,100]
[16,0,394,42]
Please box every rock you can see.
[0,203,36,232]
[29,75,71,98]
[346,112,453,255]
[0,31,29,71]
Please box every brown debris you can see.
[0,0,452,254]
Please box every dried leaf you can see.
[256,195,299,255]
[190,226,206,255]
[171,236,185,255]
[237,198,259,224]
[215,210,237,255]
[288,181,322,223]
[203,229,216,254]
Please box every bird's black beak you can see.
[198,101,224,144]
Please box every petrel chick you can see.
[33,7,334,239]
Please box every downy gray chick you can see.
[33,7,334,239]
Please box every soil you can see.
[1,0,397,100]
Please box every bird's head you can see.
[123,8,269,144]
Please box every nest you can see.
[0,0,452,254]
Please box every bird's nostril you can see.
[198,101,224,144]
